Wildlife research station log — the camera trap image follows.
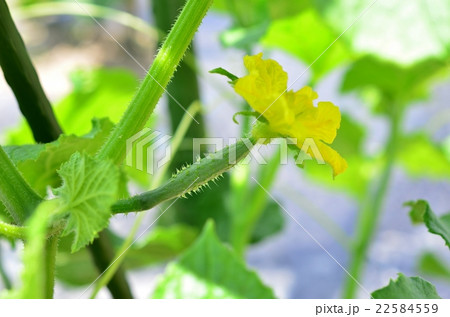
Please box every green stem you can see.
[342,107,401,298]
[97,0,213,164]
[90,102,200,298]
[153,0,205,168]
[0,0,62,143]
[0,220,26,240]
[0,146,42,224]
[44,236,58,298]
[112,139,255,214]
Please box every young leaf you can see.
[55,152,119,252]
[406,200,450,249]
[152,220,275,299]
[371,274,441,299]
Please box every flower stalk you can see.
[112,138,255,214]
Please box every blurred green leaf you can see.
[55,152,119,252]
[316,0,450,65]
[417,252,450,282]
[152,220,275,298]
[342,56,448,106]
[250,200,284,244]
[372,273,441,299]
[220,22,269,49]
[406,200,450,249]
[56,247,97,286]
[125,225,198,269]
[262,8,349,82]
[7,68,140,145]
[398,134,450,178]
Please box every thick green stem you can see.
[342,107,401,298]
[112,139,254,214]
[153,0,205,168]
[44,236,58,298]
[0,0,62,143]
[97,0,213,164]
[0,220,27,240]
[0,146,42,224]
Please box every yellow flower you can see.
[234,53,347,177]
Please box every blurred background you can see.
[0,0,449,298]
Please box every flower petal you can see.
[294,101,341,144]
[234,53,294,126]
[315,142,348,177]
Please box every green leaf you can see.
[55,247,97,286]
[406,200,450,249]
[6,119,114,197]
[250,200,284,244]
[342,56,448,106]
[152,220,275,298]
[398,134,450,178]
[209,67,238,83]
[371,274,441,299]
[417,252,450,282]
[316,0,450,65]
[262,8,349,82]
[125,225,198,269]
[6,68,140,145]
[55,152,120,252]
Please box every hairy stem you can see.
[44,236,58,298]
[97,0,213,164]
[0,220,27,240]
[342,107,401,298]
[90,102,200,298]
[0,146,42,224]
[112,139,255,214]
[0,0,62,142]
